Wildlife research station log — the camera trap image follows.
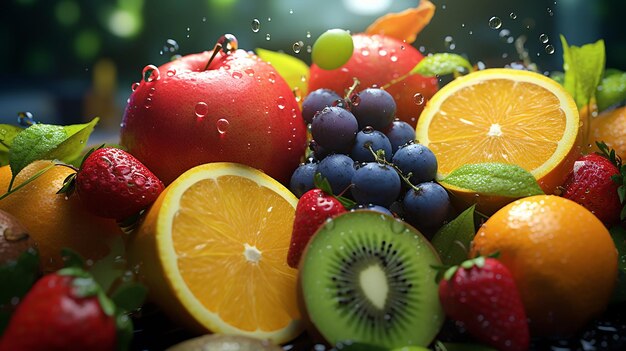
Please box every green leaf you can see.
[431,205,476,266]
[0,248,39,306]
[409,53,473,77]
[8,117,99,181]
[560,35,605,109]
[597,70,626,112]
[115,313,133,351]
[0,125,24,166]
[441,163,545,198]
[110,282,148,313]
[256,48,309,97]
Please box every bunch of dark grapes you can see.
[290,87,452,233]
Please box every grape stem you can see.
[344,77,360,101]
[367,144,420,192]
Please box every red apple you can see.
[308,33,438,128]
[120,49,307,185]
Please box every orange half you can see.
[129,163,302,343]
[416,68,580,212]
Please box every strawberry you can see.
[438,257,530,351]
[288,173,355,268]
[60,147,165,220]
[0,268,119,351]
[561,150,622,226]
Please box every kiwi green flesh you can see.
[165,334,282,351]
[299,211,444,349]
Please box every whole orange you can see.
[590,105,626,159]
[470,195,617,336]
[0,161,124,273]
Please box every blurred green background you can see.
[1,0,624,132]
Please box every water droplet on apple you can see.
[148,87,156,96]
[390,55,398,62]
[413,93,425,105]
[195,102,209,118]
[251,19,261,33]
[163,39,179,54]
[245,68,255,76]
[217,34,238,54]
[17,111,37,126]
[131,82,140,91]
[166,69,176,77]
[144,97,153,109]
[232,71,243,79]
[361,49,370,57]
[142,65,160,82]
[277,96,287,110]
[488,16,502,29]
[378,49,388,56]
[216,118,230,134]
[268,72,276,83]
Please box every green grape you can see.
[311,28,353,70]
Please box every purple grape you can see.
[289,161,318,198]
[385,120,416,154]
[302,88,342,124]
[350,88,396,131]
[350,127,393,162]
[402,182,451,231]
[351,162,401,207]
[392,143,438,185]
[309,139,332,160]
[311,106,359,153]
[317,154,356,195]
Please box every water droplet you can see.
[378,49,388,56]
[306,31,311,38]
[306,45,312,53]
[251,18,260,32]
[148,87,156,96]
[232,71,243,79]
[351,94,361,106]
[293,40,303,54]
[391,219,405,233]
[277,96,287,110]
[539,33,549,43]
[361,49,370,57]
[545,44,555,55]
[499,29,514,44]
[144,97,152,109]
[444,36,456,50]
[216,118,230,134]
[267,17,271,22]
[142,64,160,82]
[195,102,209,118]
[289,8,294,14]
[244,68,255,76]
[217,34,238,54]
[510,12,517,19]
[162,39,179,54]
[413,93,425,105]
[547,7,554,16]
[131,82,140,91]
[166,69,176,77]
[488,16,502,29]
[268,72,276,83]
[266,33,271,41]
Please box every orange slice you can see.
[416,68,580,213]
[128,163,302,343]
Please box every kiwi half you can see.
[299,211,443,348]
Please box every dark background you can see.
[0,0,624,135]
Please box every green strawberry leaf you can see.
[441,163,544,198]
[597,70,626,112]
[110,282,148,313]
[431,205,476,266]
[0,125,24,166]
[8,117,98,188]
[560,35,605,109]
[256,48,309,97]
[0,248,40,306]
[313,172,356,209]
[409,53,474,77]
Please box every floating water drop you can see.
[539,33,549,43]
[145,97,152,109]
[289,8,294,14]
[488,16,502,29]
[17,112,37,126]
[267,17,271,22]
[545,44,555,55]
[444,36,456,50]
[162,39,179,54]
[217,34,238,54]
[547,7,554,16]
[306,31,311,38]
[265,33,271,41]
[413,93,425,105]
[293,41,303,54]
[499,29,514,44]
[306,45,312,53]
[142,64,160,82]
[131,82,140,91]
[216,118,230,134]
[195,102,209,117]
[510,12,517,20]
[251,18,260,32]
[277,96,287,110]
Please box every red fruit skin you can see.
[76,147,165,220]
[438,258,530,351]
[308,34,438,128]
[287,189,346,268]
[562,153,621,226]
[120,49,307,185]
[0,274,116,351]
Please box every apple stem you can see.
[203,43,223,71]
